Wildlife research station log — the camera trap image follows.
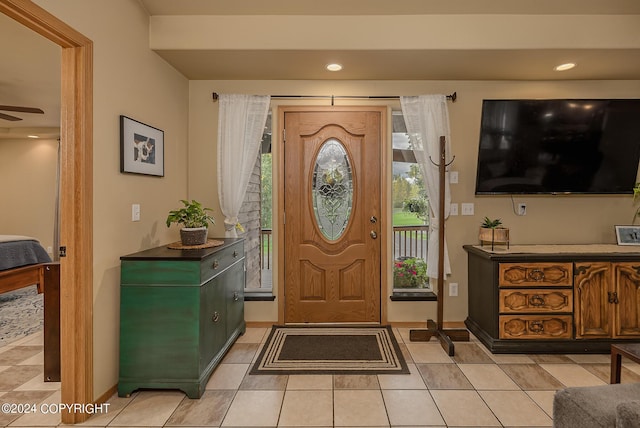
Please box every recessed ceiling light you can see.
[326,63,343,72]
[27,135,39,139]
[554,62,576,72]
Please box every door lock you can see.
[370,216,377,224]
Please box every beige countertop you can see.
[470,243,640,254]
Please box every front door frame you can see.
[276,105,389,324]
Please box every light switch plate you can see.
[461,203,474,216]
[449,282,459,296]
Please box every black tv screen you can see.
[475,99,640,195]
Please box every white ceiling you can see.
[143,0,640,81]
[2,0,639,136]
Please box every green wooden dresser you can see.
[118,238,245,398]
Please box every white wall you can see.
[33,0,190,399]
[0,138,57,254]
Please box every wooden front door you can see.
[283,107,382,323]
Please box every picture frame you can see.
[120,115,164,176]
[615,225,640,246]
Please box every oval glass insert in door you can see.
[312,138,353,240]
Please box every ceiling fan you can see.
[0,105,44,121]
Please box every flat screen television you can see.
[475,99,640,195]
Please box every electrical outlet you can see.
[132,204,141,222]
[450,203,458,216]
[449,282,458,296]
[518,203,527,216]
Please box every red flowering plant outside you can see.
[393,257,428,288]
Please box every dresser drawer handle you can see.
[212,312,220,323]
[529,295,545,307]
[529,321,544,333]
[233,291,240,301]
[233,251,239,258]
[529,269,545,281]
[212,260,219,269]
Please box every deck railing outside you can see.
[260,225,429,270]
[393,225,429,260]
[260,228,272,270]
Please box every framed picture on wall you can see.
[120,115,164,176]
[615,225,640,245]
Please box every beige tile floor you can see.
[2,327,640,427]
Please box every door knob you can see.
[370,231,378,239]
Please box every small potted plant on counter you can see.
[479,216,509,250]
[166,199,215,246]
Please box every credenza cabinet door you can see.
[225,262,245,339]
[120,285,200,382]
[575,262,640,339]
[200,276,226,373]
[574,262,611,339]
[613,263,640,338]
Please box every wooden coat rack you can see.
[409,136,469,356]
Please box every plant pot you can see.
[393,274,424,288]
[393,257,429,288]
[479,227,509,249]
[180,227,208,246]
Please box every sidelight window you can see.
[392,112,431,292]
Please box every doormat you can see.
[250,325,409,374]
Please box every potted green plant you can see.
[393,257,429,288]
[479,216,509,248]
[166,199,215,246]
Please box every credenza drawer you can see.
[201,241,244,283]
[499,289,573,313]
[499,315,573,339]
[499,263,573,287]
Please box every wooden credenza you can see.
[464,244,640,353]
[118,238,245,398]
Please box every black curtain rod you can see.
[211,91,457,103]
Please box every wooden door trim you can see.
[276,106,388,324]
[0,1,93,424]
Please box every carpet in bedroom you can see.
[251,325,409,375]
[0,285,43,347]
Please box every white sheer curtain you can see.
[217,94,270,237]
[400,95,453,279]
